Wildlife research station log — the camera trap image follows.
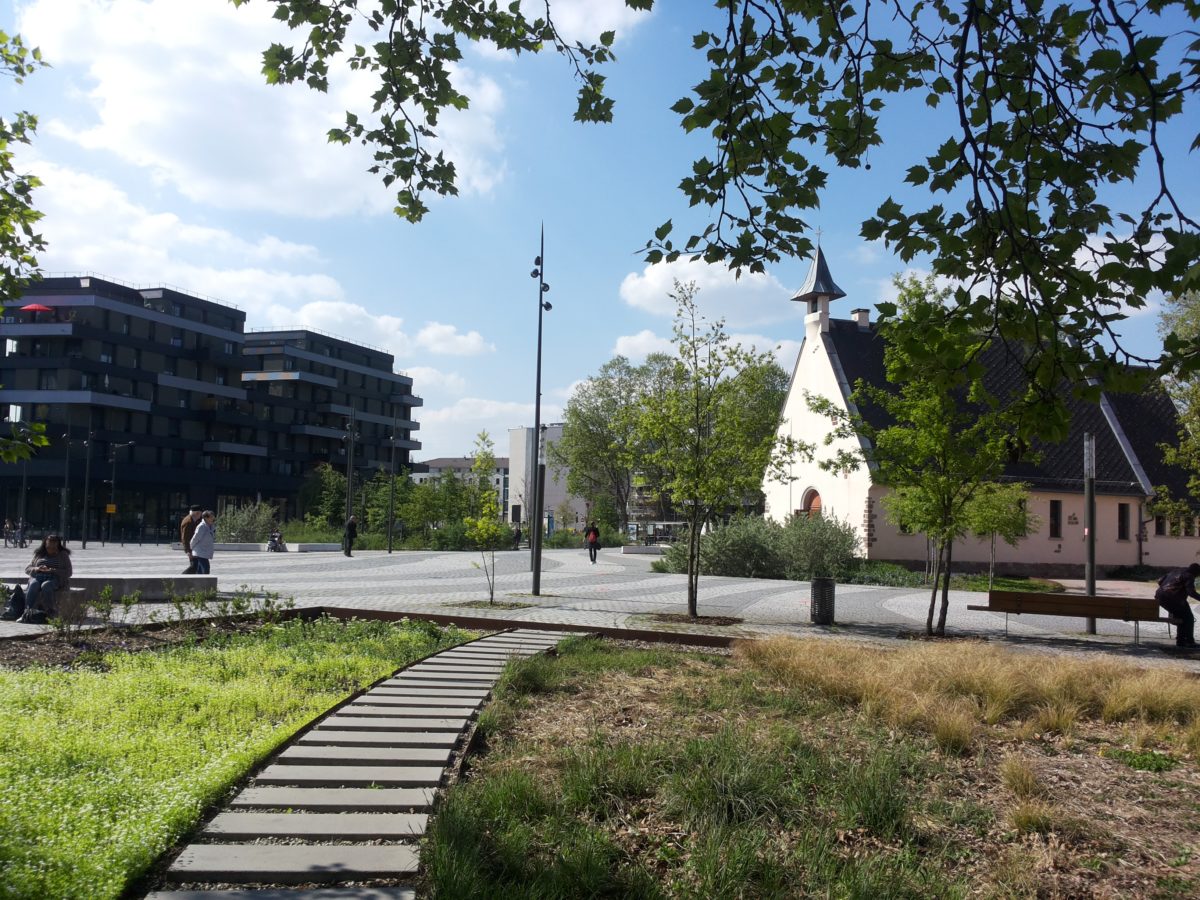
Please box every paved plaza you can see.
[2,541,1196,670]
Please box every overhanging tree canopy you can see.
[237,0,1199,426]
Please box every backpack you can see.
[1158,570,1190,602]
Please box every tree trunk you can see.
[936,539,953,635]
[687,511,702,618]
[926,542,943,635]
[988,533,996,593]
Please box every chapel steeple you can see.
[791,243,845,335]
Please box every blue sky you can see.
[1,0,1188,459]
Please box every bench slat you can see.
[979,590,1164,622]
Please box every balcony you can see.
[202,441,268,457]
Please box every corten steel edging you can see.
[1,604,735,649]
[313,606,738,649]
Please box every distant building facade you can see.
[410,456,509,520]
[508,424,587,532]
[0,275,422,541]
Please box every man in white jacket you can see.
[190,511,217,574]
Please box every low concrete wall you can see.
[622,545,666,555]
[68,575,219,602]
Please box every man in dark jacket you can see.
[179,505,203,574]
[1156,563,1200,649]
[343,515,358,557]
[584,522,600,565]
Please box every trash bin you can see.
[810,577,835,625]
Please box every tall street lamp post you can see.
[106,441,135,546]
[80,434,94,548]
[529,226,552,595]
[343,410,359,525]
[387,420,398,553]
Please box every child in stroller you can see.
[267,528,287,552]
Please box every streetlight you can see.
[106,441,135,546]
[529,225,552,595]
[80,433,94,548]
[343,410,359,525]
[387,417,398,554]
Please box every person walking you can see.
[179,505,203,574]
[17,534,72,624]
[343,515,358,557]
[1156,563,1199,649]
[584,522,600,565]
[190,510,216,575]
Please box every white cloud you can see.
[418,396,556,459]
[538,0,653,43]
[405,366,468,395]
[613,329,673,361]
[852,240,885,265]
[619,259,799,329]
[18,0,508,218]
[416,322,495,356]
[728,333,804,370]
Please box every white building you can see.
[508,424,588,532]
[763,247,1200,576]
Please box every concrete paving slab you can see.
[413,661,506,671]
[277,745,452,766]
[350,694,485,708]
[203,811,428,840]
[230,787,435,812]
[167,843,419,884]
[149,890,414,900]
[381,678,496,689]
[320,715,469,731]
[299,730,460,748]
[336,710,475,724]
[394,670,495,681]
[254,764,443,787]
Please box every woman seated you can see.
[20,534,73,624]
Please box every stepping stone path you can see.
[148,629,577,899]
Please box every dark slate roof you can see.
[791,245,847,305]
[825,318,1183,497]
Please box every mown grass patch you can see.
[0,616,471,899]
[423,636,1200,898]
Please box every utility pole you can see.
[529,226,552,595]
[1084,432,1097,634]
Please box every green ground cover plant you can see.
[422,636,1200,898]
[0,617,471,899]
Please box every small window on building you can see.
[1117,503,1130,541]
[1155,515,1166,536]
[38,370,57,390]
[99,343,114,364]
[224,341,234,355]
[801,489,822,518]
[1049,500,1063,539]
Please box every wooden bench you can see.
[967,590,1170,644]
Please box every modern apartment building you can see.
[508,424,587,532]
[241,329,422,493]
[0,275,421,541]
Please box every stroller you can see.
[267,530,288,552]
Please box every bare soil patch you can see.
[0,620,263,670]
[645,612,744,627]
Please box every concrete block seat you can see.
[3,574,218,620]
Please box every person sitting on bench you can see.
[19,534,73,625]
[1156,563,1200,650]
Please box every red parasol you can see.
[20,304,53,313]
